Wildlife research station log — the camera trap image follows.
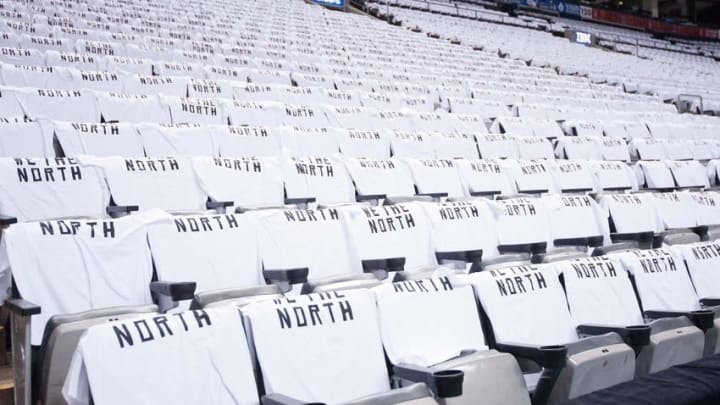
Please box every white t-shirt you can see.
[684,191,720,226]
[400,158,466,198]
[461,265,578,345]
[147,213,262,299]
[281,156,355,205]
[421,200,500,261]
[82,156,207,212]
[554,256,643,327]
[544,194,608,246]
[616,249,700,312]
[339,203,436,272]
[554,136,603,160]
[388,130,436,158]
[639,191,697,230]
[342,157,416,199]
[0,211,168,344]
[244,290,389,403]
[589,161,638,192]
[333,128,391,159]
[124,74,189,97]
[224,100,286,126]
[94,93,171,124]
[63,307,259,405]
[137,123,218,157]
[665,160,709,189]
[636,161,676,189]
[15,88,100,122]
[675,242,720,300]
[164,97,228,125]
[488,198,551,246]
[213,125,282,158]
[276,126,340,157]
[456,158,514,197]
[597,137,631,162]
[373,276,487,367]
[192,156,284,209]
[598,193,660,234]
[0,121,52,157]
[0,157,109,221]
[475,134,520,159]
[548,160,596,193]
[427,132,479,160]
[53,122,145,157]
[503,159,557,194]
[248,207,362,280]
[514,136,555,160]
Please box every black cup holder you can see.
[690,310,715,332]
[539,345,567,369]
[626,325,652,347]
[432,369,464,398]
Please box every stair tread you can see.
[0,365,13,390]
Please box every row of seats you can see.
[3,152,720,221]
[7,218,720,404]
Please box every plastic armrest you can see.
[361,257,406,273]
[356,194,386,202]
[261,393,323,405]
[285,197,316,205]
[469,190,501,198]
[610,231,655,244]
[561,187,593,193]
[149,281,197,301]
[263,268,309,285]
[106,205,139,217]
[0,215,17,226]
[417,192,448,198]
[498,242,547,255]
[495,342,567,369]
[577,324,650,354]
[436,249,483,263]
[5,299,41,316]
[393,364,464,398]
[700,298,720,307]
[516,188,548,195]
[603,186,632,192]
[645,310,715,333]
[206,200,233,210]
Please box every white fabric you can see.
[0,157,109,221]
[388,130,436,158]
[342,157,416,199]
[0,121,51,157]
[640,191,698,230]
[456,158,514,196]
[427,132,479,159]
[514,136,554,160]
[488,198,551,246]
[665,160,709,188]
[545,195,607,245]
[62,307,259,405]
[125,75,189,97]
[0,211,168,344]
[339,203,436,272]
[95,93,171,124]
[53,122,144,157]
[475,134,520,159]
[245,290,389,403]
[421,200,500,261]
[164,97,227,125]
[15,88,100,122]
[214,125,282,158]
[504,159,556,194]
[192,156,284,209]
[629,139,667,161]
[277,126,339,157]
[249,207,361,280]
[636,161,676,189]
[148,213,262,297]
[461,265,578,345]
[589,161,638,192]
[82,156,207,212]
[224,100,286,126]
[554,256,644,327]
[281,156,355,205]
[374,276,487,367]
[554,137,602,160]
[548,160,596,193]
[685,191,720,226]
[616,249,700,312]
[597,137,631,162]
[675,242,720,300]
[333,128,391,159]
[401,158,465,198]
[138,123,218,157]
[598,193,660,234]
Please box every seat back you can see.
[281,156,355,205]
[456,158,515,197]
[0,157,110,222]
[340,203,437,272]
[401,158,466,198]
[53,122,145,157]
[334,128,391,159]
[343,157,416,199]
[245,290,391,403]
[488,197,551,248]
[597,193,660,235]
[615,248,701,311]
[62,307,259,405]
[41,305,158,405]
[544,194,608,248]
[147,213,262,304]
[0,212,168,345]
[137,123,218,157]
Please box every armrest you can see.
[150,281,197,301]
[516,188,548,195]
[393,364,464,398]
[553,236,604,248]
[0,215,17,226]
[356,193,386,202]
[263,268,309,285]
[5,298,41,316]
[645,310,715,333]
[206,200,233,211]
[284,197,316,205]
[436,249,483,263]
[417,192,448,199]
[498,242,547,255]
[700,298,720,307]
[106,205,139,217]
[577,324,650,354]
[261,393,323,405]
[494,342,567,370]
[610,231,655,244]
[361,257,406,273]
[603,186,632,192]
[561,187,593,193]
[469,190,501,198]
